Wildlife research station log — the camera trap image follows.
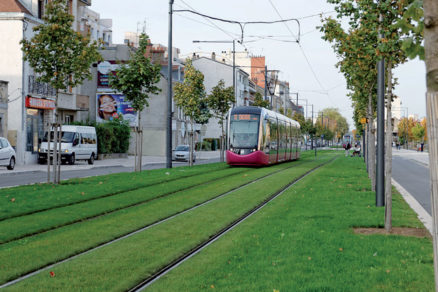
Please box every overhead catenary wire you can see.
[266,0,338,107]
[174,2,301,43]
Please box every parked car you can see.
[172,145,196,162]
[38,125,97,165]
[0,137,16,170]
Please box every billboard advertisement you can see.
[96,93,137,127]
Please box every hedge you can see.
[70,118,131,154]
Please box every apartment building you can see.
[0,0,111,164]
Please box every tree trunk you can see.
[47,122,51,183]
[57,123,62,184]
[52,123,58,184]
[135,114,142,172]
[220,121,225,163]
[368,93,376,191]
[385,64,393,232]
[189,119,194,167]
[424,0,438,289]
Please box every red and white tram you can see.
[226,106,302,166]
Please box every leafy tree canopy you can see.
[21,0,101,91]
[110,33,161,112]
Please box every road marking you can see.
[392,178,432,234]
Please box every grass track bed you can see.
[0,167,247,244]
[0,163,227,220]
[2,153,336,290]
[0,160,302,284]
[147,156,434,291]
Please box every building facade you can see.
[0,0,112,164]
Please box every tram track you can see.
[0,165,229,222]
[129,155,339,291]
[0,159,308,288]
[0,167,252,245]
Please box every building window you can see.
[38,0,43,19]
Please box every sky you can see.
[90,0,426,130]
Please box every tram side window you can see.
[281,120,286,154]
[264,118,271,153]
[269,118,278,152]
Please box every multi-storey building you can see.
[191,54,250,140]
[0,0,111,164]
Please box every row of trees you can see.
[320,0,421,232]
[320,0,438,289]
[398,117,428,145]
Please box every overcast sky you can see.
[91,0,426,129]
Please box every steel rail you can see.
[0,160,306,289]
[0,168,250,245]
[0,165,229,222]
[130,156,339,291]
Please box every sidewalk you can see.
[392,147,429,166]
[0,150,221,175]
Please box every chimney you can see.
[211,52,216,61]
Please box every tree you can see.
[21,0,101,184]
[322,0,415,232]
[207,80,234,162]
[252,92,270,108]
[412,123,426,143]
[174,59,207,166]
[109,33,161,172]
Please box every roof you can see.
[0,0,31,14]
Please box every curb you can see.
[392,178,432,234]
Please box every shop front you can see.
[25,96,55,154]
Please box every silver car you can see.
[172,145,196,162]
[0,137,16,170]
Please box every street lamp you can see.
[193,40,236,104]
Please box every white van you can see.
[38,125,97,165]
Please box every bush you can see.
[71,118,131,154]
[196,141,212,151]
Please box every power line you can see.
[267,0,298,41]
[178,0,238,40]
[174,3,300,43]
[266,0,332,104]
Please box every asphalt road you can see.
[392,155,431,214]
[0,158,220,189]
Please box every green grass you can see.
[148,156,433,292]
[0,163,228,220]
[0,166,246,243]
[2,153,336,291]
[0,161,298,284]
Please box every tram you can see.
[226,106,302,166]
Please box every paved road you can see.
[0,158,220,189]
[392,154,431,214]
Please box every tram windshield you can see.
[229,114,260,149]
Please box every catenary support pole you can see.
[376,57,385,207]
[264,65,268,105]
[232,39,235,107]
[166,0,174,169]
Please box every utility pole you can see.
[166,0,174,169]
[264,65,269,106]
[233,39,236,107]
[376,13,385,207]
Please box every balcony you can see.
[28,76,57,97]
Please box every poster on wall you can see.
[97,61,119,89]
[96,93,138,127]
